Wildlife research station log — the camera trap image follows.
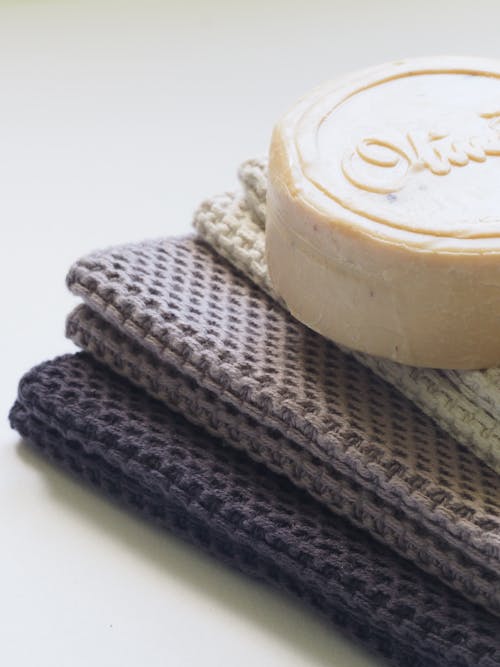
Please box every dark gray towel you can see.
[9,353,500,667]
[65,235,500,615]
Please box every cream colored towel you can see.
[194,158,500,474]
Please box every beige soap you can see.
[266,56,500,369]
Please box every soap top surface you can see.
[279,57,500,252]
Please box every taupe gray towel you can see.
[65,236,500,615]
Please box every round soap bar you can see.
[266,56,500,369]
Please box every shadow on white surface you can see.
[14,436,383,667]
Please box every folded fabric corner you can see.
[9,352,500,667]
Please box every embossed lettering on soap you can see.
[342,111,500,194]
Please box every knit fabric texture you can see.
[194,157,500,476]
[64,236,500,615]
[8,353,500,667]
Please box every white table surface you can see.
[2,1,500,665]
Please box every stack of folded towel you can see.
[9,160,500,666]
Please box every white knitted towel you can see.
[193,158,500,475]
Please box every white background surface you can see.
[2,1,500,665]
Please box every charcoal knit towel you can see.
[195,157,500,476]
[64,236,500,615]
[8,353,500,667]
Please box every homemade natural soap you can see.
[266,57,500,369]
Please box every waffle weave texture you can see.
[195,157,500,476]
[65,236,500,615]
[8,353,500,667]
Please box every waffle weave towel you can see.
[194,157,500,476]
[65,236,500,615]
[8,353,500,667]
